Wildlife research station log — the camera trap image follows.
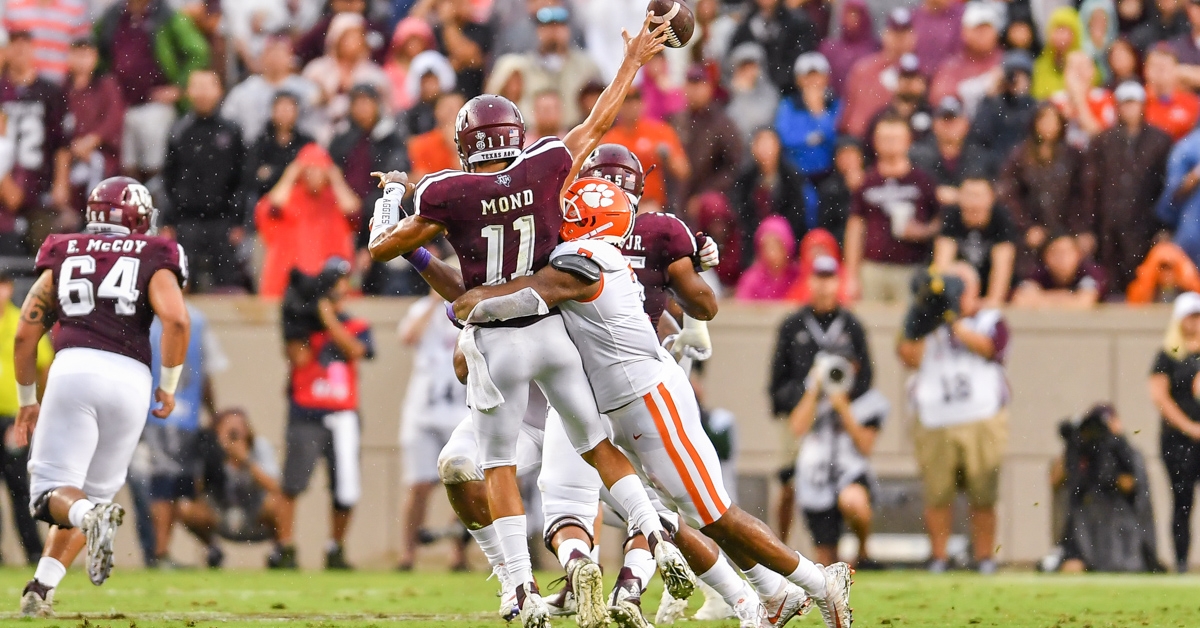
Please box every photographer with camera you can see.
[769,255,874,545]
[275,258,375,570]
[897,261,1009,574]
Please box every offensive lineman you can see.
[368,16,694,628]
[453,179,855,628]
[14,177,190,616]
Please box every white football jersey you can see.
[550,239,670,412]
[401,296,468,431]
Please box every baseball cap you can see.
[1174,291,1200,320]
[962,2,1000,28]
[812,255,840,276]
[793,51,831,76]
[898,53,922,77]
[729,42,766,68]
[1114,81,1146,103]
[887,7,914,30]
[1003,50,1034,74]
[936,95,964,118]
[535,5,570,25]
[348,83,381,101]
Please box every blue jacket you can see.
[775,92,842,177]
[1156,129,1200,265]
[149,304,210,431]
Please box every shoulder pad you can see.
[551,254,603,283]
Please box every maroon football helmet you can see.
[455,94,526,171]
[86,176,156,234]
[580,144,645,199]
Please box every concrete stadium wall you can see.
[3,298,1190,571]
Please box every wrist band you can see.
[16,383,36,407]
[159,364,183,395]
[405,247,432,272]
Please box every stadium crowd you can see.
[5,0,1200,303]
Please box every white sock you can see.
[67,499,96,529]
[742,563,788,598]
[785,553,827,597]
[469,525,505,570]
[608,476,663,538]
[556,538,591,569]
[623,547,655,589]
[590,545,601,563]
[33,557,66,588]
[494,515,533,585]
[700,557,747,605]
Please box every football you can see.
[647,0,695,48]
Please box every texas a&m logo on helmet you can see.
[86,176,156,234]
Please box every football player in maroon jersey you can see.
[12,177,189,617]
[368,15,693,628]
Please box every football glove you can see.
[696,234,720,271]
[671,315,712,361]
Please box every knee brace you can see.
[30,490,63,528]
[438,455,484,485]
[543,515,594,553]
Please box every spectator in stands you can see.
[223,0,288,75]
[490,0,549,57]
[0,271,48,565]
[1126,241,1200,302]
[1011,232,1107,307]
[639,53,684,122]
[1033,7,1088,100]
[732,128,808,256]
[726,44,779,146]
[3,0,89,83]
[775,53,839,185]
[912,0,965,74]
[63,37,125,211]
[294,0,387,66]
[577,0,644,82]
[930,3,1004,118]
[407,91,465,181]
[1116,0,1146,32]
[785,228,854,303]
[819,0,878,98]
[1131,0,1189,52]
[485,53,530,106]
[789,260,888,569]
[222,37,320,144]
[404,50,456,137]
[329,83,407,212]
[674,65,741,204]
[844,115,940,302]
[933,176,1018,306]
[1148,292,1200,572]
[769,254,872,544]
[256,144,358,298]
[497,5,597,126]
[693,191,744,290]
[998,103,1086,256]
[384,17,436,114]
[1003,12,1040,57]
[911,96,974,208]
[1084,81,1173,295]
[899,262,1008,573]
[729,0,818,95]
[303,13,389,145]
[736,215,801,300]
[816,138,865,243]
[601,87,689,211]
[1107,38,1143,87]
[1052,50,1116,147]
[94,0,208,181]
[527,90,565,144]
[1144,44,1200,140]
[1081,0,1118,79]
[1158,118,1200,265]
[182,409,286,565]
[423,0,494,98]
[1170,0,1200,83]
[161,70,247,292]
[145,299,225,567]
[966,51,1036,175]
[863,53,934,162]
[841,8,917,139]
[241,93,315,215]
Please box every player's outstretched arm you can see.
[149,268,191,419]
[12,270,56,446]
[666,258,717,320]
[367,170,446,263]
[562,13,669,181]
[452,265,600,321]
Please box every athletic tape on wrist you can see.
[16,383,36,407]
[159,364,183,395]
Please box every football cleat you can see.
[544,577,577,617]
[565,551,609,628]
[608,568,653,628]
[82,502,124,586]
[19,580,53,618]
[493,565,520,622]
[693,581,734,620]
[654,588,688,625]
[517,582,552,628]
[761,584,813,628]
[729,585,766,628]
[648,531,696,601]
[810,563,854,628]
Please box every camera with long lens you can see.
[281,258,352,341]
[813,351,856,396]
[902,267,965,340]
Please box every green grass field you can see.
[0,568,1196,628]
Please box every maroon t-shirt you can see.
[0,77,66,217]
[110,9,168,105]
[1026,260,1108,297]
[36,232,186,366]
[621,211,696,327]
[850,167,938,265]
[414,137,572,290]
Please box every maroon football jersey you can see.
[620,212,697,327]
[414,137,572,290]
[36,233,186,367]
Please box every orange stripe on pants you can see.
[658,383,728,522]
[644,389,715,524]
